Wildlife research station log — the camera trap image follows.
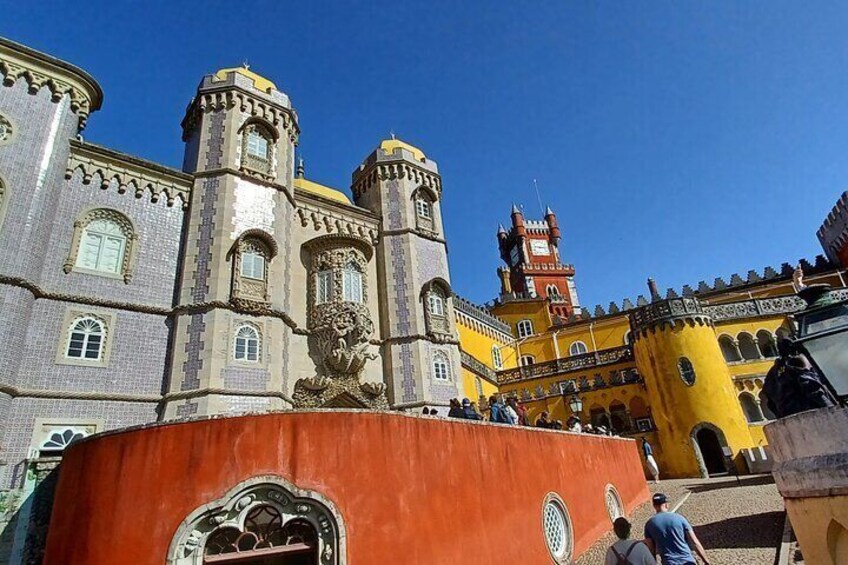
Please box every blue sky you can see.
[6,2,848,308]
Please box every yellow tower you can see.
[631,282,754,478]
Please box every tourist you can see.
[642,438,660,483]
[584,423,595,434]
[605,517,656,565]
[504,397,520,425]
[535,411,552,428]
[461,398,482,420]
[430,409,439,417]
[516,401,530,426]
[551,419,563,430]
[488,395,510,424]
[566,415,582,432]
[448,398,465,419]
[644,494,710,565]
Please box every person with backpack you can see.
[488,395,510,424]
[605,517,656,565]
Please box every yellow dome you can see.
[380,138,426,162]
[294,177,352,205]
[213,67,277,94]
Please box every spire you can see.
[545,205,554,216]
[497,224,507,235]
[511,203,521,215]
[296,156,305,179]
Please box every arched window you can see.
[38,428,86,458]
[547,285,560,297]
[342,261,364,303]
[757,330,778,358]
[66,209,135,282]
[421,279,452,337]
[428,292,445,316]
[433,352,451,381]
[569,341,588,356]
[719,335,742,363]
[677,357,696,386]
[241,122,275,177]
[623,331,632,346]
[737,333,761,361]
[739,393,763,423]
[517,319,534,338]
[231,233,275,304]
[492,345,503,370]
[316,269,333,304]
[234,324,261,362]
[520,354,536,367]
[66,316,105,360]
[412,188,437,234]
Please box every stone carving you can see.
[359,381,386,397]
[312,302,377,376]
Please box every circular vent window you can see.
[605,484,625,522]
[542,493,573,564]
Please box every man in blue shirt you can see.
[644,494,710,565]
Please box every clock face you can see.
[530,239,550,256]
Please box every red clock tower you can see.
[496,205,580,318]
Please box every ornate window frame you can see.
[541,492,573,564]
[55,309,114,368]
[29,418,101,460]
[0,113,14,146]
[421,278,454,341]
[411,186,439,235]
[432,350,451,381]
[239,119,277,180]
[63,208,137,283]
[604,484,625,523]
[167,475,346,565]
[305,236,372,316]
[230,229,278,306]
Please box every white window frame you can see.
[433,353,451,381]
[520,354,536,367]
[240,250,266,280]
[66,316,105,361]
[342,263,364,303]
[246,129,269,159]
[428,293,445,316]
[316,270,333,304]
[38,427,88,457]
[234,324,261,363]
[492,345,503,370]
[517,319,534,338]
[415,198,432,219]
[76,218,127,275]
[569,341,588,356]
[547,285,560,297]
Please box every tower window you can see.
[412,189,437,234]
[517,319,534,338]
[67,209,136,282]
[231,232,275,304]
[569,341,588,356]
[428,293,445,316]
[66,316,105,360]
[316,270,333,304]
[240,250,265,280]
[416,198,432,219]
[234,324,261,362]
[547,285,560,297]
[240,122,275,177]
[246,130,269,158]
[678,357,696,386]
[433,352,451,381]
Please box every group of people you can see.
[606,493,710,565]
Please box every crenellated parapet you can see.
[818,191,848,266]
[0,36,102,130]
[65,140,192,209]
[351,144,441,201]
[181,69,299,144]
[454,296,512,339]
[629,296,712,338]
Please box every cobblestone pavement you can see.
[576,475,784,565]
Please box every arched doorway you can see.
[693,426,727,477]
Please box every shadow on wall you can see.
[0,461,61,564]
[694,510,784,550]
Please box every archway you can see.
[693,426,727,477]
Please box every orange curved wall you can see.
[44,411,649,564]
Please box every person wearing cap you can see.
[605,516,656,565]
[461,398,481,420]
[644,494,710,565]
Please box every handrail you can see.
[496,345,634,385]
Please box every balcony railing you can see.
[460,350,498,382]
[496,345,634,385]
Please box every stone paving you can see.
[576,475,785,565]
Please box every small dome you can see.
[213,67,277,94]
[294,177,351,205]
[380,138,426,161]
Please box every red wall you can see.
[44,411,649,564]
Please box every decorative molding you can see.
[352,161,442,201]
[182,89,299,144]
[66,140,192,209]
[0,36,103,130]
[705,290,848,322]
[630,297,712,337]
[0,383,295,405]
[62,207,138,284]
[296,204,379,245]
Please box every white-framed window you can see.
[316,270,333,304]
[428,293,445,316]
[546,285,560,297]
[76,218,127,274]
[66,317,105,360]
[240,250,266,280]
[38,427,87,457]
[517,319,534,338]
[542,494,573,564]
[520,354,535,367]
[569,341,588,356]
[234,324,261,362]
[492,345,503,370]
[415,198,432,219]
[433,352,450,381]
[342,262,364,303]
[246,129,269,158]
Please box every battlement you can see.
[353,139,440,177]
[817,191,848,265]
[194,67,293,110]
[454,295,512,336]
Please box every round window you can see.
[678,357,696,386]
[605,484,625,522]
[542,494,573,563]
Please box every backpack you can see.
[610,541,640,565]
